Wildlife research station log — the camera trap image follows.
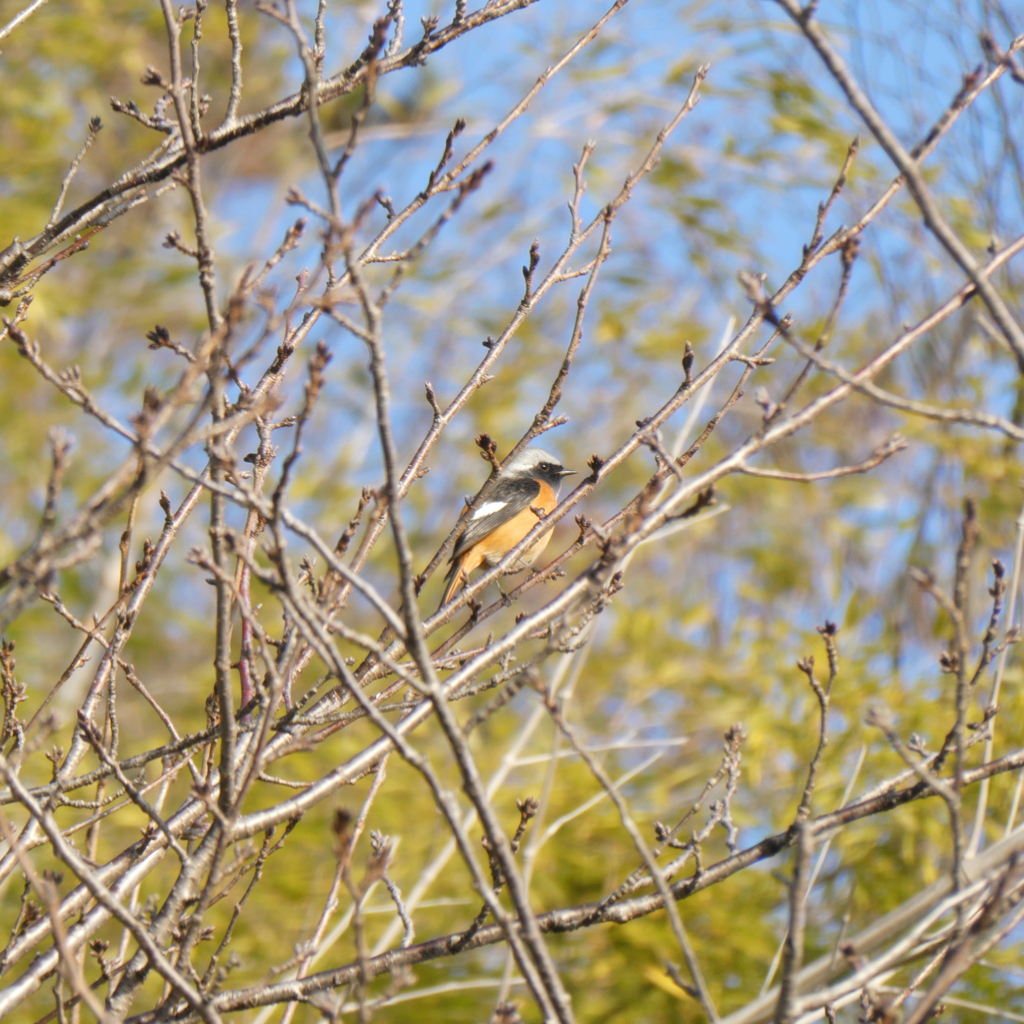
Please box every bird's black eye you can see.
[538,463,552,473]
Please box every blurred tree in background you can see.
[1,0,1024,1021]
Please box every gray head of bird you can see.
[503,447,575,489]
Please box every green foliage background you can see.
[1,0,1024,1020]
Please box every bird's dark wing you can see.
[450,477,542,562]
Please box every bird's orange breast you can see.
[460,479,558,574]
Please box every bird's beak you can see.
[558,469,577,477]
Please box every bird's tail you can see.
[438,562,466,611]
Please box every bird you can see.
[438,447,575,609]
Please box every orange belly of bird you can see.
[439,481,559,607]
[461,478,558,574]
[464,506,554,574]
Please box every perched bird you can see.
[438,447,575,609]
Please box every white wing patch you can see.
[471,500,508,520]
